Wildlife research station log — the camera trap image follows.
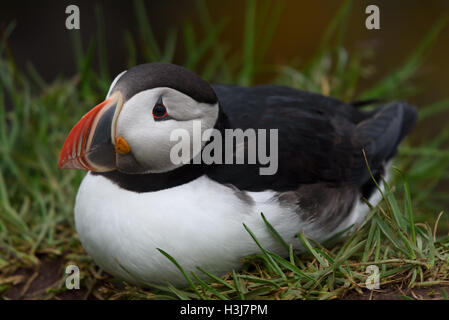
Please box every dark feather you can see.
[207,85,416,194]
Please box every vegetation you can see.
[0,0,448,299]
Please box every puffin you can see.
[58,62,417,287]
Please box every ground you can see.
[2,253,448,300]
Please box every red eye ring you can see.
[152,104,168,119]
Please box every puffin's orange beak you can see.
[58,92,126,171]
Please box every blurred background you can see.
[2,0,448,102]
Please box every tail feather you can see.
[354,101,417,186]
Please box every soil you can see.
[2,255,91,300]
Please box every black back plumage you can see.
[207,85,416,195]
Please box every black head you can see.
[110,62,218,104]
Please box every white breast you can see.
[74,173,374,286]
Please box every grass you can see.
[0,0,449,300]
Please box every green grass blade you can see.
[157,248,205,299]
[260,212,289,253]
[190,272,229,300]
[196,267,235,290]
[232,270,245,300]
[297,232,329,267]
[243,223,287,280]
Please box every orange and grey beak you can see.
[58,91,128,172]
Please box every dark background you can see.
[1,0,448,98]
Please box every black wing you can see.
[207,84,417,192]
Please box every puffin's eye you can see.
[152,98,168,120]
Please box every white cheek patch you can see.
[115,87,219,173]
[116,102,153,151]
